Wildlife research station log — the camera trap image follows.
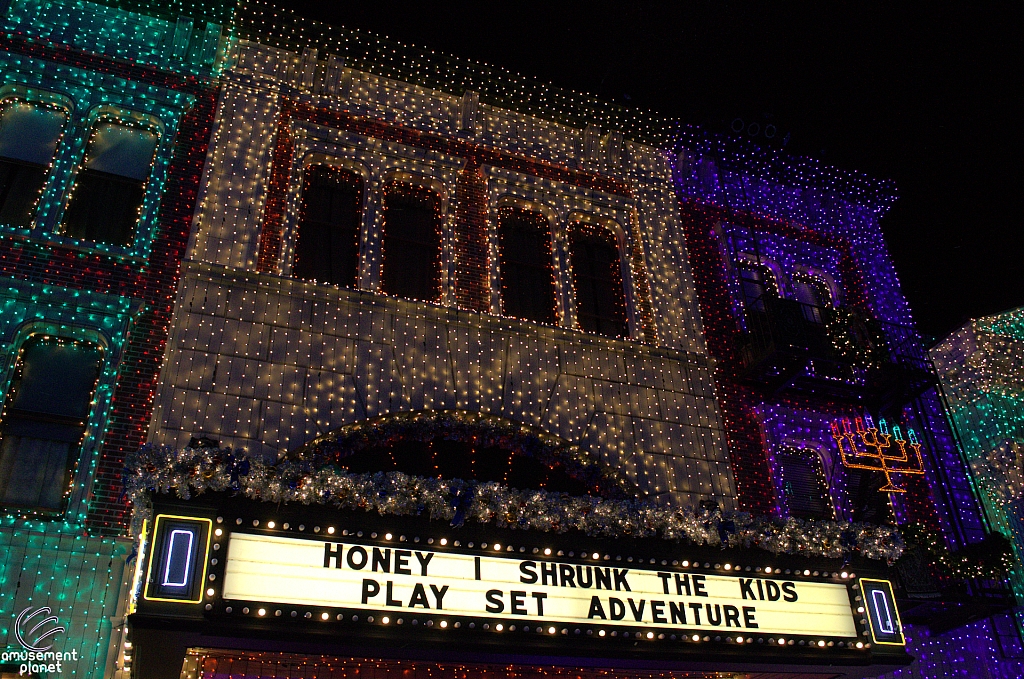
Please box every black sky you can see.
[277,0,1023,340]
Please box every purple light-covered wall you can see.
[669,130,1019,676]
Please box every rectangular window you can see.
[498,207,556,324]
[0,102,66,227]
[62,122,158,246]
[778,448,832,520]
[738,265,773,313]
[0,336,103,511]
[293,165,363,287]
[792,276,830,324]
[381,184,442,303]
[569,224,627,337]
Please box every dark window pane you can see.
[778,449,832,519]
[293,166,362,287]
[845,467,892,523]
[337,437,590,496]
[498,207,556,324]
[381,184,442,302]
[62,170,146,245]
[0,103,65,227]
[0,337,103,511]
[81,123,157,180]
[0,103,65,165]
[62,123,157,246]
[792,277,828,324]
[0,159,49,227]
[739,265,773,312]
[570,224,627,337]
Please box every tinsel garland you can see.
[124,444,904,563]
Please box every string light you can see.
[2,0,1017,676]
[0,1,224,676]
[933,309,1024,640]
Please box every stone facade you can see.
[148,40,735,508]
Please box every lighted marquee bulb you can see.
[544,548,551,555]
[321,612,329,620]
[258,609,266,616]
[440,538,447,545]
[385,533,393,540]
[267,521,275,529]
[214,528,222,536]
[691,634,699,641]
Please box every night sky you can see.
[278,1,1022,341]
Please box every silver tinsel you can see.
[124,444,904,563]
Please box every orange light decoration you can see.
[830,415,925,493]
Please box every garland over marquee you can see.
[124,444,903,563]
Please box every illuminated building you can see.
[0,0,227,675]
[124,2,939,677]
[670,128,1023,676]
[1,1,1017,678]
[932,306,1024,653]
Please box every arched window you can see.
[792,274,831,324]
[777,447,832,519]
[292,165,363,287]
[336,436,591,496]
[737,263,776,313]
[0,335,103,511]
[62,121,158,246]
[569,223,627,337]
[381,183,442,302]
[0,101,66,227]
[497,206,556,324]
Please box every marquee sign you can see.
[221,532,858,638]
[136,506,909,660]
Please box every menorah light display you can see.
[830,415,925,493]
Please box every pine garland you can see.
[124,444,904,563]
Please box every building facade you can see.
[0,0,228,675]
[932,306,1024,654]
[1,1,1018,678]
[671,132,1023,675]
[127,2,924,678]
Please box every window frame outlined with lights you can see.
[0,54,193,260]
[0,327,111,518]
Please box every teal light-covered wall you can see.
[0,0,225,675]
[932,307,1024,645]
